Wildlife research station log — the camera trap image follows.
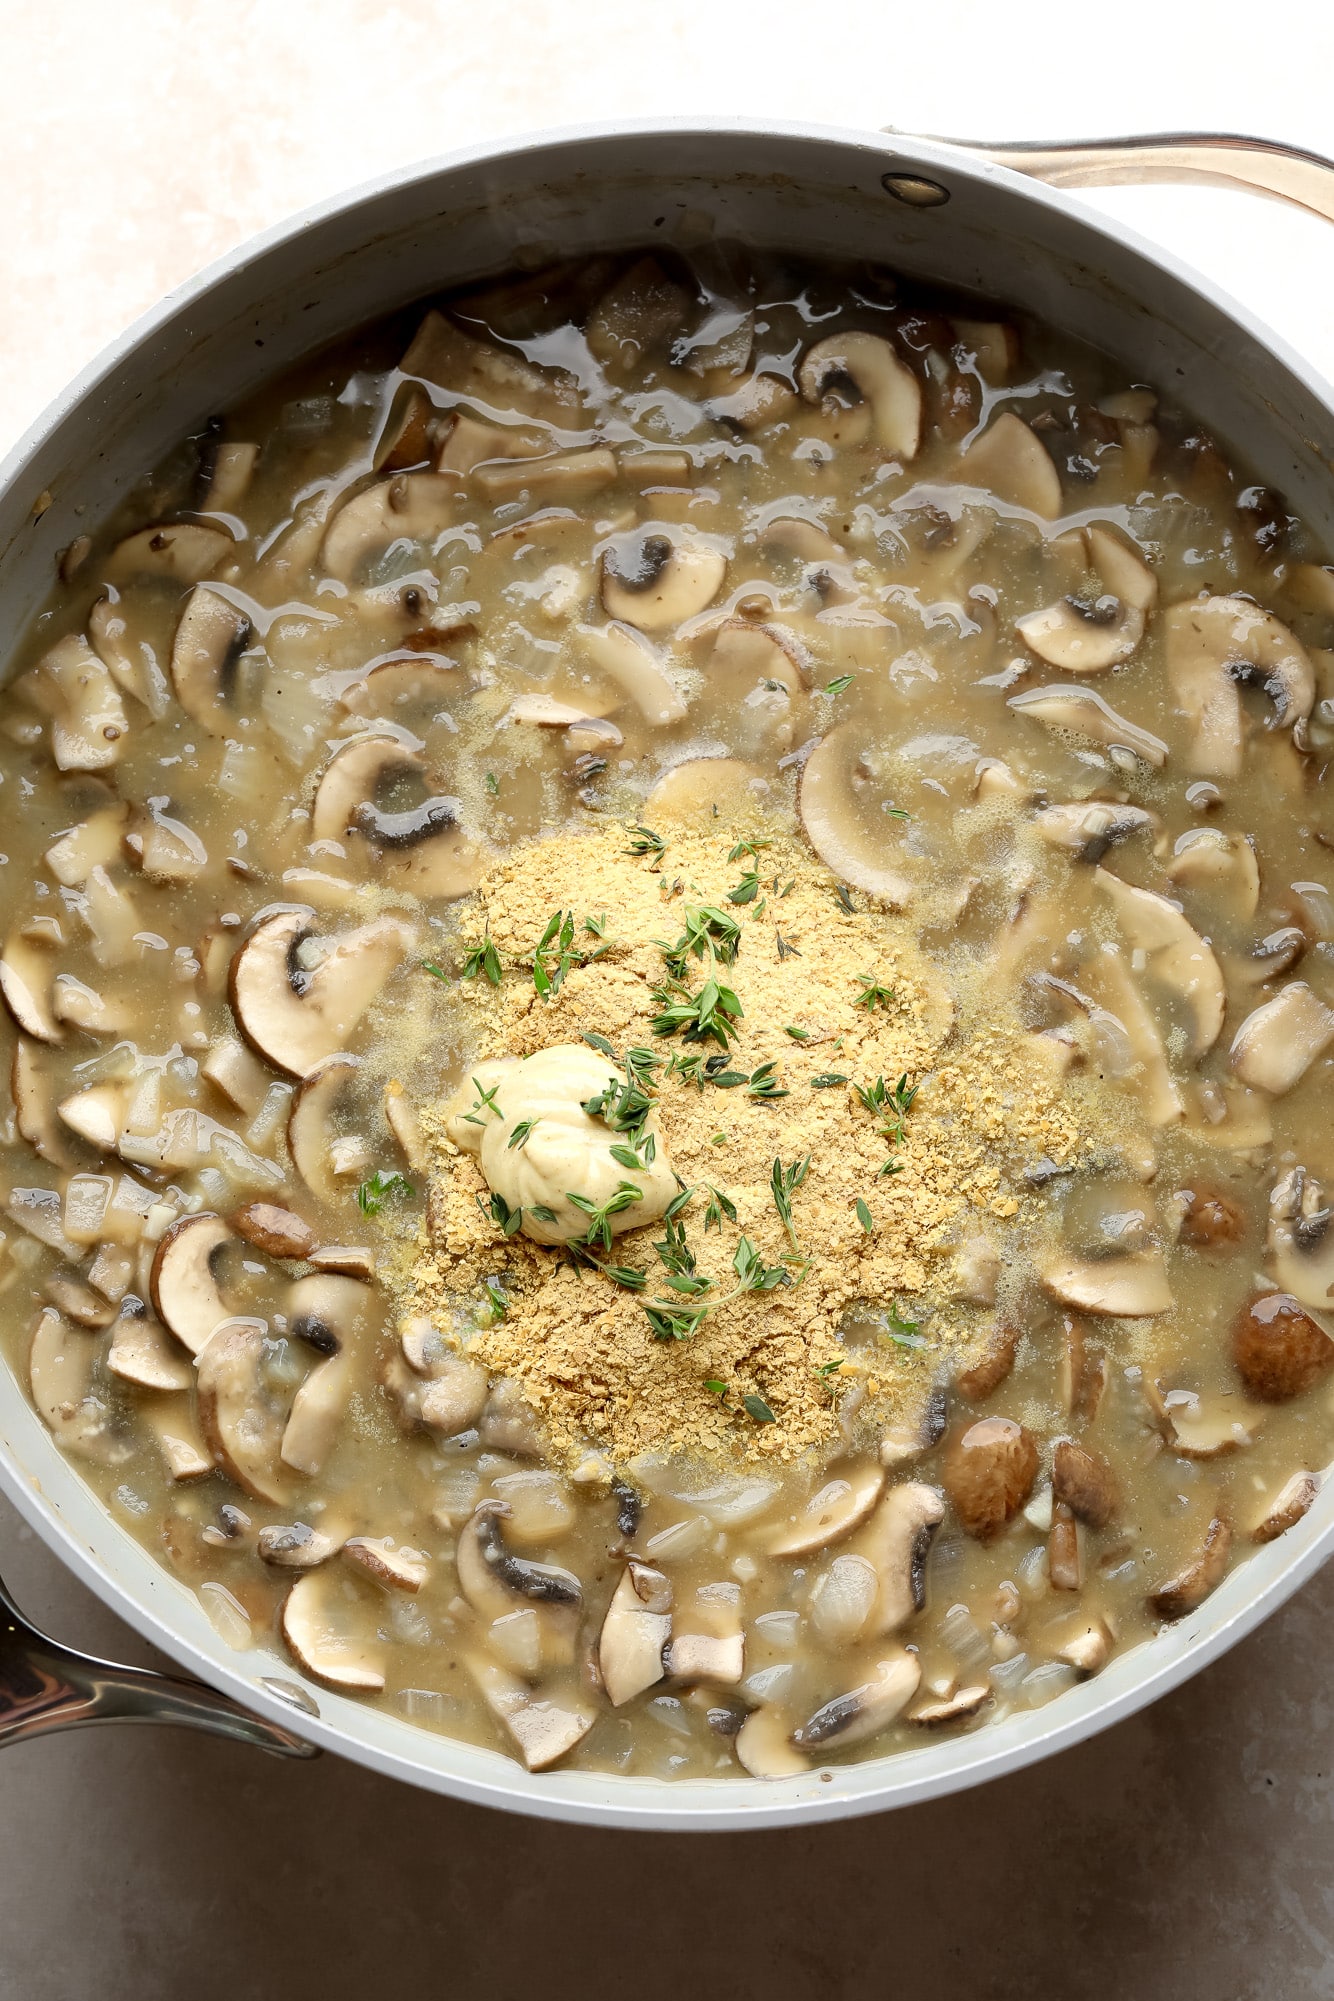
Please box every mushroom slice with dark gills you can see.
[149,1212,236,1355]
[229,906,416,1079]
[958,411,1063,519]
[1268,1168,1334,1314]
[1032,801,1158,864]
[397,1319,489,1436]
[195,1316,292,1504]
[169,585,252,730]
[259,1520,344,1569]
[798,724,914,908]
[1165,595,1316,777]
[320,473,460,583]
[797,331,922,458]
[286,1053,367,1202]
[1232,1290,1334,1403]
[456,1498,584,1670]
[310,734,484,899]
[849,1479,946,1635]
[1016,523,1158,673]
[793,1649,921,1752]
[598,1560,673,1706]
[279,1273,370,1474]
[600,526,726,632]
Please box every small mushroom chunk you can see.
[466,1657,594,1772]
[196,1317,291,1503]
[12,1040,77,1169]
[958,412,1062,519]
[600,529,726,632]
[229,908,415,1079]
[1165,595,1315,776]
[259,1521,343,1569]
[231,1202,316,1261]
[706,620,810,700]
[766,1463,884,1557]
[908,1684,992,1727]
[344,1537,429,1592]
[28,1307,113,1458]
[374,385,435,471]
[281,1353,351,1476]
[1250,1471,1319,1544]
[287,1054,363,1202]
[1047,1501,1081,1590]
[105,521,232,584]
[310,734,483,900]
[142,1398,213,1481]
[943,1418,1038,1540]
[1148,1516,1232,1621]
[598,1560,672,1706]
[851,1480,946,1634]
[456,1500,582,1666]
[282,1570,385,1691]
[411,1344,489,1437]
[1268,1169,1334,1313]
[1051,1439,1117,1527]
[0,936,62,1043]
[1018,526,1156,673]
[1167,828,1260,920]
[107,1300,193,1391]
[644,757,765,825]
[1053,1619,1113,1674]
[955,1320,1020,1402]
[798,331,922,458]
[1033,801,1156,864]
[793,1649,921,1752]
[1041,1253,1172,1318]
[149,1212,234,1355]
[1008,685,1168,767]
[479,1379,544,1456]
[170,586,252,729]
[19,635,129,771]
[734,1707,808,1779]
[1096,868,1225,1058]
[1232,1291,1334,1403]
[321,474,459,582]
[1230,983,1334,1096]
[798,723,913,907]
[1178,1184,1247,1252]
[45,1270,115,1328]
[665,1583,745,1686]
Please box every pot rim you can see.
[1,114,1330,1830]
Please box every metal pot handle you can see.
[0,1568,317,1758]
[910,132,1334,228]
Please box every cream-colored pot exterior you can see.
[1,120,1331,1829]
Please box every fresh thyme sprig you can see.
[649,974,743,1049]
[855,1071,919,1176]
[581,1034,661,1158]
[854,974,896,1012]
[655,903,742,976]
[507,1119,537,1151]
[566,1180,644,1252]
[355,1170,414,1216]
[625,824,666,858]
[458,931,503,985]
[770,1155,811,1253]
[532,910,578,996]
[460,1075,504,1127]
[727,867,762,907]
[643,1231,792,1342]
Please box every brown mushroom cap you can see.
[1232,1291,1334,1402]
[230,1202,316,1261]
[1178,1185,1247,1251]
[1148,1516,1232,1621]
[943,1416,1039,1540]
[1051,1439,1118,1528]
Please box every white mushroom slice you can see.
[1165,595,1315,776]
[401,308,579,422]
[169,586,252,729]
[734,1707,808,1779]
[198,439,259,511]
[798,331,922,458]
[28,1306,113,1458]
[1230,983,1334,1095]
[597,1560,672,1706]
[1041,1253,1172,1317]
[1167,828,1260,918]
[503,695,622,743]
[1008,685,1168,767]
[465,1657,594,1771]
[798,724,913,907]
[281,1570,385,1691]
[0,936,62,1043]
[707,619,811,698]
[434,411,545,475]
[343,1537,429,1592]
[44,1272,115,1329]
[643,756,765,825]
[124,801,208,884]
[310,735,483,900]
[44,804,129,889]
[308,1244,374,1280]
[1016,594,1145,675]
[767,1464,885,1557]
[474,446,616,505]
[1095,868,1226,1058]
[574,622,686,726]
[281,1353,351,1476]
[321,474,459,582]
[19,635,129,771]
[849,1480,946,1636]
[793,1650,922,1751]
[196,1316,291,1504]
[1080,948,1183,1127]
[1033,801,1157,863]
[1086,524,1159,612]
[1251,1470,1319,1543]
[456,1500,583,1658]
[258,1522,343,1568]
[953,319,1020,383]
[287,1055,363,1202]
[149,1212,234,1355]
[708,371,799,432]
[107,1302,193,1390]
[665,1631,745,1685]
[958,413,1062,519]
[51,977,126,1039]
[142,1398,213,1481]
[12,1038,77,1167]
[105,522,232,583]
[601,530,725,633]
[395,1321,489,1432]
[908,1685,992,1726]
[229,908,415,1079]
[1268,1168,1334,1314]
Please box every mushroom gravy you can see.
[2,247,1333,1779]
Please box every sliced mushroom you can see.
[374,385,435,472]
[0,936,62,1043]
[798,331,921,458]
[1251,1471,1319,1544]
[1148,1516,1232,1621]
[149,1212,234,1355]
[1096,868,1225,1057]
[321,474,459,583]
[230,1202,316,1261]
[1178,1184,1247,1251]
[766,1463,884,1557]
[943,1418,1038,1540]
[465,1657,594,1771]
[12,1037,78,1167]
[1033,801,1157,864]
[196,1316,290,1503]
[1008,685,1168,767]
[1158,1387,1260,1459]
[1268,1168,1334,1313]
[1232,1290,1334,1402]
[958,413,1062,519]
[1079,948,1183,1127]
[734,1707,808,1778]
[19,635,129,771]
[708,371,799,433]
[258,1521,343,1569]
[707,619,810,698]
[310,735,483,900]
[105,522,232,583]
[597,1560,672,1706]
[281,1353,351,1476]
[44,803,130,889]
[1054,1619,1113,1674]
[456,1500,582,1664]
[798,723,913,907]
[908,1685,992,1727]
[434,411,548,476]
[1047,1501,1081,1591]
[107,1300,193,1391]
[1051,1439,1117,1527]
[398,1322,490,1434]
[1165,595,1315,776]
[1230,983,1334,1095]
[665,1620,744,1686]
[142,1398,213,1480]
[170,586,252,728]
[643,756,765,825]
[1018,524,1157,673]
[344,1537,429,1592]
[601,530,726,633]
[854,1480,946,1632]
[1167,828,1259,919]
[954,1320,1020,1402]
[474,446,616,506]
[229,908,415,1079]
[1041,1252,1172,1317]
[44,1269,114,1328]
[792,1650,921,1751]
[574,622,687,725]
[281,1569,385,1691]
[287,1054,363,1202]
[28,1306,113,1458]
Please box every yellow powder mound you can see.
[394,817,1093,1472]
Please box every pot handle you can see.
[912,133,1334,228]
[0,1568,318,1758]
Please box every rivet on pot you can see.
[881,172,951,208]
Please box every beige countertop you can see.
[2,2,1334,1993]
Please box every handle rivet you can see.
[881,171,951,208]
